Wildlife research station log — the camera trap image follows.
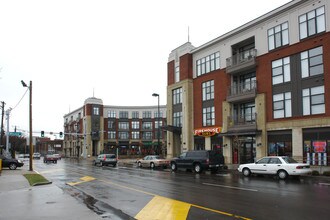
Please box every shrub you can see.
[311,170,320,176]
[322,171,330,176]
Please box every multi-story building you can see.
[63,97,166,158]
[167,0,330,166]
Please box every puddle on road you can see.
[64,187,135,219]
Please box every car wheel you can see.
[194,163,202,173]
[9,163,17,170]
[113,163,117,167]
[171,162,177,171]
[138,162,142,168]
[278,170,288,180]
[242,168,251,177]
[150,162,155,169]
[100,161,104,166]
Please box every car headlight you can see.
[18,160,23,163]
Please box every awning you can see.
[220,129,262,137]
[161,125,182,134]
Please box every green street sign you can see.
[9,132,22,136]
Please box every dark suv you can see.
[170,150,224,173]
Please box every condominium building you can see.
[63,97,166,158]
[166,0,330,166]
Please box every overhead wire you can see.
[11,87,29,111]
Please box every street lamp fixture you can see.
[21,80,33,171]
[152,93,160,155]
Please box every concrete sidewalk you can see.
[0,167,103,220]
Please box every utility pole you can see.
[0,101,5,149]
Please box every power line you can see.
[11,87,29,111]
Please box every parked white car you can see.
[238,156,312,179]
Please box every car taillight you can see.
[104,155,106,160]
[206,159,209,164]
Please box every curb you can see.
[32,181,53,186]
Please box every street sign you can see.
[9,132,22,136]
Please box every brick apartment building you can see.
[63,97,166,158]
[166,0,330,166]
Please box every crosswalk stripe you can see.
[135,196,191,220]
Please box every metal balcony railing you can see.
[228,112,257,127]
[226,49,257,67]
[228,80,257,96]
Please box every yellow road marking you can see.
[98,179,252,220]
[67,176,96,186]
[135,196,191,220]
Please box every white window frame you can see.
[303,86,325,115]
[272,57,290,85]
[273,92,292,119]
[268,22,289,50]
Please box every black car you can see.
[0,155,24,170]
[170,150,224,173]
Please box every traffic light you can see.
[59,132,63,138]
[41,131,45,137]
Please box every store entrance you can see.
[233,136,256,164]
[240,142,255,164]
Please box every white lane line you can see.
[203,183,258,192]
[319,183,330,186]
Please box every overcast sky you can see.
[0,0,291,138]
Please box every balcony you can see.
[227,80,257,103]
[227,113,257,133]
[226,49,257,74]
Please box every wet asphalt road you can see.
[32,158,330,220]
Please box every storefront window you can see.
[268,142,292,157]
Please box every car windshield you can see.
[282,157,298,163]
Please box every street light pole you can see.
[22,80,33,171]
[152,93,160,155]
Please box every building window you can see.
[202,80,214,101]
[155,121,163,129]
[118,132,129,139]
[108,120,116,129]
[118,122,129,130]
[108,110,116,118]
[154,130,163,139]
[131,131,140,139]
[132,111,139,119]
[196,52,220,76]
[119,111,128,119]
[154,110,163,118]
[268,22,289,50]
[203,106,215,126]
[301,46,323,78]
[142,111,151,119]
[108,131,116,139]
[272,57,290,85]
[273,92,292,119]
[173,88,183,105]
[142,131,152,140]
[142,122,152,130]
[175,66,180,83]
[303,85,325,115]
[299,6,325,40]
[132,121,139,129]
[173,112,182,127]
[93,107,99,116]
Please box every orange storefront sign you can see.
[194,127,222,137]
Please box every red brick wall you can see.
[193,69,229,129]
[257,32,330,122]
